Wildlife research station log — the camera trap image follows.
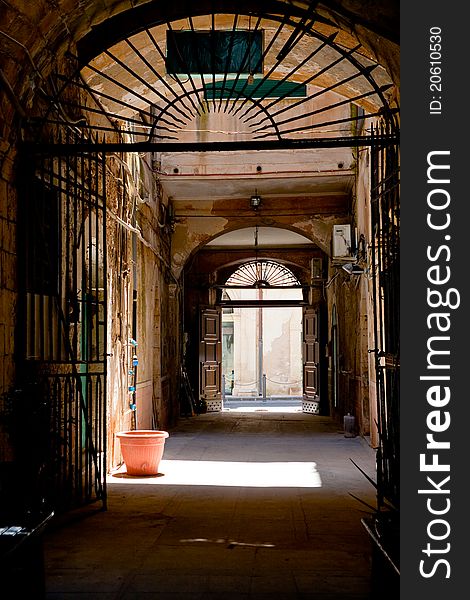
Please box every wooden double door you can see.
[199,306,320,413]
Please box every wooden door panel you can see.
[304,311,318,338]
[203,315,219,339]
[200,340,218,363]
[303,366,317,397]
[302,307,320,414]
[199,307,222,411]
[303,341,319,365]
[200,364,220,397]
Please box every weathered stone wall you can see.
[324,137,376,438]
[326,270,370,434]
[106,151,179,467]
[133,159,180,433]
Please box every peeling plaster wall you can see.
[107,152,179,468]
[172,209,348,279]
[134,183,180,434]
[164,141,355,276]
[172,216,229,277]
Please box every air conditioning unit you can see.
[332,224,352,260]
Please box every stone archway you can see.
[172,217,346,280]
[182,225,328,412]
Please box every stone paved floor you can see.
[43,411,387,599]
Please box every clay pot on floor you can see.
[116,430,169,476]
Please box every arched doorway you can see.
[182,226,326,415]
[222,259,304,405]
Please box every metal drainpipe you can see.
[131,180,138,430]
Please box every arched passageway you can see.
[183,227,328,415]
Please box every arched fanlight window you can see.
[225,260,300,288]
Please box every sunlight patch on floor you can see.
[108,460,322,487]
[223,406,302,413]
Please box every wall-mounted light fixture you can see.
[250,191,262,210]
[342,262,364,275]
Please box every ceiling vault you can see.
[27,4,398,151]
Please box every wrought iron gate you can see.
[17,134,107,512]
[370,123,400,511]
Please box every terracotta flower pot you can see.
[116,430,169,476]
